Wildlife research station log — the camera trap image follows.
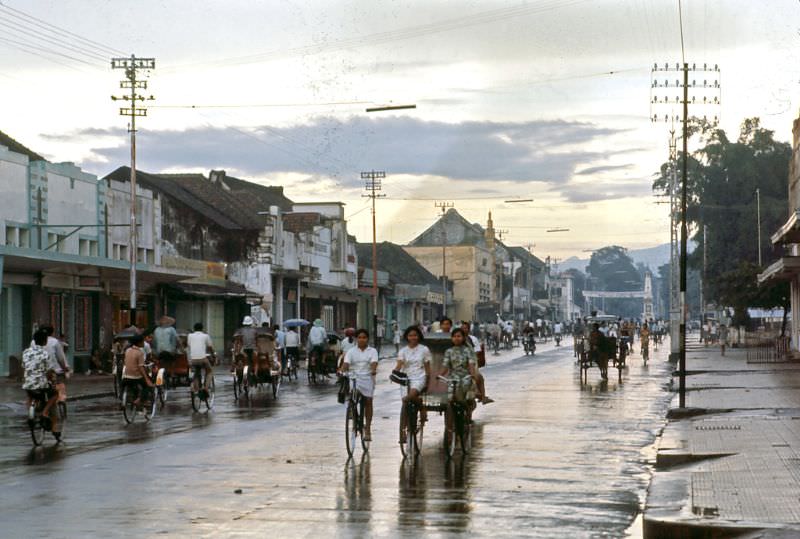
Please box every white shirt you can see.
[341,338,356,356]
[398,344,431,379]
[344,346,379,375]
[308,326,327,346]
[285,331,300,347]
[468,335,482,353]
[187,331,213,360]
[554,323,563,334]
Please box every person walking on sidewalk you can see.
[719,324,729,356]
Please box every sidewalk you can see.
[0,373,114,410]
[644,339,800,538]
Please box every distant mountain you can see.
[557,243,695,274]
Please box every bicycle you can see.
[27,389,62,446]
[391,371,424,460]
[642,344,650,365]
[438,375,474,459]
[191,357,216,413]
[121,381,156,425]
[344,372,371,458]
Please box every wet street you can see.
[0,341,673,538]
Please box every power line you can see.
[0,35,87,71]
[150,100,370,109]
[0,17,108,64]
[162,0,590,73]
[0,3,125,56]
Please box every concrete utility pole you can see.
[112,55,155,326]
[434,201,454,317]
[361,170,385,347]
[651,61,720,408]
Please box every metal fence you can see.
[745,334,792,363]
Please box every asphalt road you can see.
[0,339,674,538]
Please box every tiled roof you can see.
[104,167,262,231]
[356,241,441,288]
[219,173,294,212]
[0,129,44,161]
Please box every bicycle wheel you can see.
[53,402,67,441]
[232,371,240,401]
[190,384,201,413]
[242,372,250,400]
[408,402,420,458]
[205,376,216,411]
[399,403,410,458]
[307,360,317,385]
[145,390,157,422]
[121,387,136,424]
[458,412,471,454]
[158,386,167,409]
[359,397,370,453]
[271,374,280,399]
[345,400,356,458]
[113,368,119,399]
[444,406,456,459]
[29,405,45,447]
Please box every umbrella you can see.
[283,319,310,328]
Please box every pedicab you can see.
[411,332,477,459]
[308,332,342,385]
[232,327,281,400]
[578,315,625,383]
[159,331,192,393]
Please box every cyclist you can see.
[235,316,259,377]
[440,328,479,421]
[273,324,286,374]
[462,321,492,405]
[122,334,153,407]
[640,323,651,359]
[35,325,70,410]
[284,326,300,371]
[338,327,356,371]
[23,330,59,434]
[394,325,432,443]
[187,323,214,391]
[308,319,328,373]
[553,321,563,346]
[341,328,378,441]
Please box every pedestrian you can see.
[719,324,728,356]
[393,322,401,354]
[153,315,179,367]
[376,320,385,356]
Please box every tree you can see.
[653,118,791,323]
[586,246,643,318]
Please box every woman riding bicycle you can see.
[393,325,432,443]
[440,328,479,421]
[341,329,378,441]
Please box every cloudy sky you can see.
[1,0,799,260]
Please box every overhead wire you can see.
[0,35,87,71]
[162,0,590,73]
[0,17,109,64]
[0,3,125,57]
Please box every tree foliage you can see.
[586,246,643,318]
[653,118,791,319]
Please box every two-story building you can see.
[759,111,800,353]
[0,131,192,375]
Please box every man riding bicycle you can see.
[235,316,259,376]
[33,325,69,410]
[640,323,651,358]
[308,319,328,372]
[187,323,215,391]
[23,330,60,434]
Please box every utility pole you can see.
[112,55,155,326]
[434,201,454,317]
[361,170,386,348]
[651,62,720,408]
[756,188,762,266]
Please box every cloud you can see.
[575,163,634,176]
[558,179,654,203]
[76,116,633,188]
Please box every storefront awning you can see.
[757,256,800,284]
[771,210,800,245]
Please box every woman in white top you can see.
[394,326,431,441]
[342,328,379,441]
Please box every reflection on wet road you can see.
[0,341,672,537]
